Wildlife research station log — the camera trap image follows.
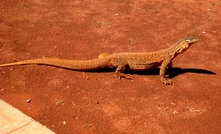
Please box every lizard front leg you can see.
[167,62,172,69]
[160,58,173,85]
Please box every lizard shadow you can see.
[168,68,216,78]
[129,67,216,78]
[83,67,215,78]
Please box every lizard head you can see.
[183,36,199,44]
[175,36,198,54]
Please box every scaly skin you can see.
[0,36,198,85]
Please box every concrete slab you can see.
[0,99,55,134]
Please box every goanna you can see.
[0,36,199,85]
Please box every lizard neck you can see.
[159,40,190,58]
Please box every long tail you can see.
[0,58,111,71]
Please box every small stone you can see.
[0,88,5,91]
[173,111,178,114]
[26,99,32,103]
[171,102,176,105]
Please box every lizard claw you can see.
[161,78,173,85]
[116,72,133,80]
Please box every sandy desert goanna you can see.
[0,36,198,85]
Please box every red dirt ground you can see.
[1,0,221,133]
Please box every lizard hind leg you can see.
[115,65,133,79]
[98,52,112,59]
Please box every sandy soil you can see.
[1,0,221,133]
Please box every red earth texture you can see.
[1,0,221,133]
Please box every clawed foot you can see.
[116,72,133,80]
[161,77,173,85]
